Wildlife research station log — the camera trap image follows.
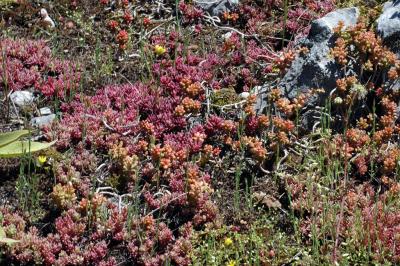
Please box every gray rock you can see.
[10,91,34,108]
[195,0,239,16]
[256,8,359,127]
[31,114,56,127]
[377,0,400,54]
[308,7,359,42]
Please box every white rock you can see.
[39,107,52,116]
[239,92,250,99]
[31,114,56,127]
[40,8,55,28]
[10,91,34,107]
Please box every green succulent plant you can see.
[211,88,241,107]
[0,129,56,158]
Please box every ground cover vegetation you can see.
[1,0,400,265]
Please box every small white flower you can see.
[333,97,343,104]
[350,83,367,100]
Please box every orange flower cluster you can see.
[333,136,354,160]
[264,117,296,146]
[331,37,348,66]
[137,140,149,153]
[272,117,295,132]
[336,76,357,93]
[192,132,206,144]
[373,127,394,145]
[382,176,400,195]
[244,95,257,116]
[180,78,202,97]
[354,155,368,176]
[333,21,397,70]
[141,120,155,135]
[388,61,400,80]
[142,216,155,231]
[241,136,267,163]
[186,164,213,205]
[200,144,221,165]
[373,97,398,144]
[222,119,236,134]
[382,147,400,173]
[356,117,370,130]
[345,129,370,151]
[223,11,239,22]
[380,97,397,124]
[78,194,107,224]
[268,88,281,102]
[275,93,308,116]
[174,105,186,116]
[258,114,269,129]
[180,97,201,114]
[274,50,296,74]
[151,144,188,170]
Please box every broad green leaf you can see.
[0,130,30,148]
[0,226,5,238]
[0,140,56,158]
[0,0,17,4]
[0,226,19,245]
[0,238,20,244]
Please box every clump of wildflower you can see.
[350,83,368,100]
[226,260,237,266]
[116,30,129,50]
[0,39,81,99]
[37,155,47,166]
[154,45,166,56]
[143,17,152,27]
[108,20,119,31]
[123,10,133,24]
[51,183,77,210]
[334,97,343,105]
[224,237,233,247]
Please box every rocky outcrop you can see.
[195,0,239,16]
[377,0,400,55]
[10,91,34,108]
[280,8,359,97]
[256,7,360,129]
[31,114,56,128]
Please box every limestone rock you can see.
[195,0,239,16]
[377,1,400,54]
[256,8,360,129]
[31,114,56,128]
[10,91,34,108]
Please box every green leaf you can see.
[0,237,20,244]
[0,226,5,238]
[0,140,56,158]
[0,130,30,148]
[0,226,19,245]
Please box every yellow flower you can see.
[224,237,233,247]
[226,260,236,266]
[37,155,47,165]
[154,45,166,56]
